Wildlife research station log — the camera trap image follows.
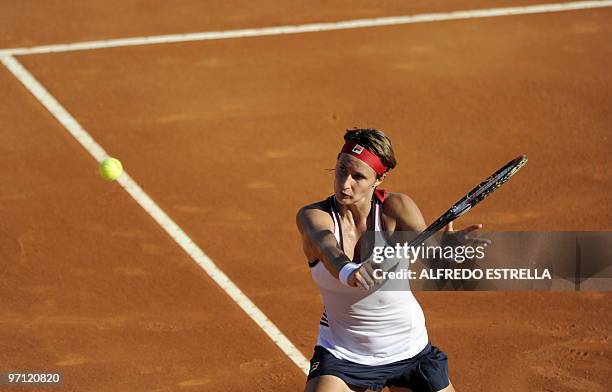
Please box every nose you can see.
[339,173,353,191]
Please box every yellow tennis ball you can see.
[99,157,123,181]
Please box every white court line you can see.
[0,54,310,374]
[0,1,611,56]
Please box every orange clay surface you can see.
[1,2,610,391]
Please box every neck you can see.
[335,193,373,227]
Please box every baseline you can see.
[0,1,611,56]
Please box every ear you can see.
[373,173,386,187]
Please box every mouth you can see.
[339,192,351,198]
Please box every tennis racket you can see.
[407,154,528,248]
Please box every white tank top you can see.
[309,194,429,365]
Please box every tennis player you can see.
[297,128,483,392]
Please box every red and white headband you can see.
[340,142,388,176]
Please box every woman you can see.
[297,128,482,392]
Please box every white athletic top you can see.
[309,193,429,365]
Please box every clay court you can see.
[0,1,610,391]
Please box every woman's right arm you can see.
[296,204,352,280]
[296,204,379,290]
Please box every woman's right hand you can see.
[347,259,383,290]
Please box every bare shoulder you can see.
[383,192,421,216]
[296,199,333,232]
[382,192,426,232]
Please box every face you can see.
[334,153,384,205]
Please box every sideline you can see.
[0,54,311,374]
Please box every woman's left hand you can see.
[441,221,491,249]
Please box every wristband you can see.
[338,262,360,286]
